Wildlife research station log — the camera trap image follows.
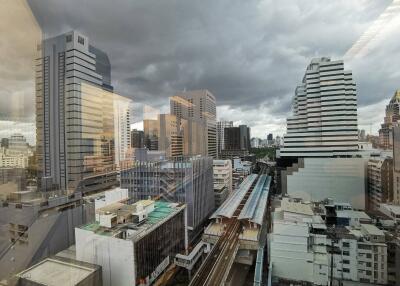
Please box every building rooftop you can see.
[380,203,400,215]
[279,198,314,216]
[79,200,184,241]
[361,223,385,237]
[336,210,371,221]
[17,257,99,286]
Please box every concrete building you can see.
[379,90,400,149]
[76,200,186,286]
[131,129,144,149]
[379,204,400,223]
[36,31,115,191]
[120,154,214,234]
[170,90,217,158]
[393,125,400,204]
[16,256,102,286]
[270,197,388,285]
[217,120,233,156]
[224,125,251,151]
[0,148,28,168]
[280,57,358,157]
[213,160,232,194]
[386,233,400,286]
[367,157,393,211]
[213,160,232,208]
[0,191,91,283]
[0,187,127,283]
[282,157,367,209]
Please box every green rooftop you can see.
[147,201,175,224]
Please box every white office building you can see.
[280,57,358,157]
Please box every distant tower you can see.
[378,90,400,149]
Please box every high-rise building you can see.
[217,121,233,156]
[131,129,144,148]
[393,126,400,204]
[280,57,358,157]
[113,95,132,168]
[367,157,393,211]
[158,114,184,157]
[143,114,186,157]
[170,90,217,158]
[379,90,400,149]
[120,153,214,235]
[224,125,251,151]
[36,31,116,191]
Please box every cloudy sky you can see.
[3,0,400,142]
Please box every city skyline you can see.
[2,1,400,142]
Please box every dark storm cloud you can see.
[27,0,399,136]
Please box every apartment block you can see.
[269,198,388,285]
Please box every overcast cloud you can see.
[19,0,400,138]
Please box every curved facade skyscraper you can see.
[280,57,358,157]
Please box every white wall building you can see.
[213,159,232,194]
[269,198,387,285]
[379,204,400,223]
[76,200,187,286]
[280,57,358,157]
[0,148,28,168]
[282,157,367,209]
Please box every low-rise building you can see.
[213,159,232,194]
[379,204,400,223]
[269,197,388,285]
[16,256,102,286]
[213,183,229,208]
[76,200,187,286]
